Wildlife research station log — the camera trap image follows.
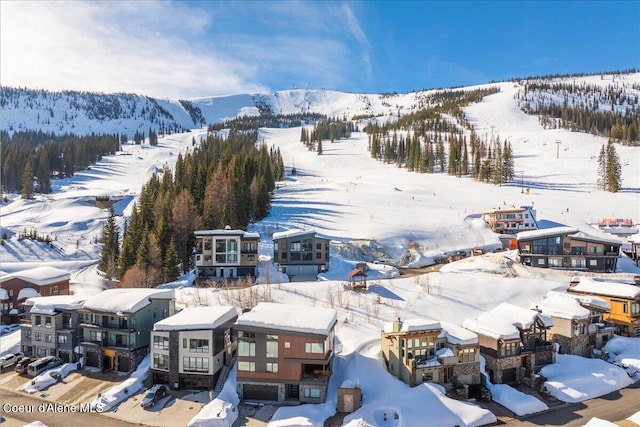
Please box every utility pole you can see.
[555,140,562,159]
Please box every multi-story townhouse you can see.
[194,228,260,280]
[531,290,612,357]
[235,302,337,403]
[20,295,86,362]
[80,288,175,373]
[463,303,554,386]
[1,267,70,324]
[381,318,481,388]
[517,226,621,272]
[272,229,330,278]
[568,277,640,337]
[482,206,538,235]
[150,306,238,390]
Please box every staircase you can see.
[213,361,234,394]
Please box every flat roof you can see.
[25,295,88,315]
[154,306,237,331]
[236,302,337,336]
[82,288,174,314]
[194,229,259,239]
[568,277,640,300]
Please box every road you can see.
[507,381,640,426]
[0,388,141,427]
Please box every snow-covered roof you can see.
[568,231,622,246]
[154,306,237,331]
[516,226,578,241]
[17,288,41,300]
[438,321,479,345]
[462,303,553,340]
[236,302,337,336]
[531,291,610,320]
[382,318,441,333]
[25,295,88,315]
[568,277,640,300]
[516,226,622,246]
[0,288,8,301]
[82,288,175,314]
[273,229,327,241]
[194,229,259,239]
[0,266,70,287]
[629,233,640,244]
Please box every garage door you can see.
[243,384,278,401]
[286,265,317,276]
[502,368,517,384]
[86,351,99,368]
[117,355,131,372]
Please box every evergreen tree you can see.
[99,208,119,280]
[317,140,323,155]
[596,144,607,190]
[605,141,622,192]
[163,239,180,282]
[21,159,34,199]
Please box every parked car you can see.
[0,324,20,335]
[468,384,492,401]
[0,352,24,369]
[140,384,167,409]
[26,356,63,377]
[14,357,34,374]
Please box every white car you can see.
[0,352,24,369]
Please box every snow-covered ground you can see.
[88,354,150,412]
[21,362,78,394]
[1,73,639,425]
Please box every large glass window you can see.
[238,361,255,372]
[305,342,324,354]
[183,357,209,372]
[589,246,603,254]
[290,242,301,251]
[500,342,518,357]
[153,335,169,350]
[153,354,169,370]
[57,335,68,344]
[304,388,321,398]
[266,362,278,373]
[238,340,255,357]
[571,258,586,268]
[632,303,640,316]
[458,348,476,363]
[531,239,546,254]
[35,315,41,326]
[190,339,209,353]
[547,236,563,255]
[216,240,227,252]
[266,335,278,358]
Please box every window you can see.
[274,242,279,251]
[45,334,52,343]
[284,342,291,349]
[422,372,434,382]
[548,257,562,267]
[623,303,628,314]
[589,259,598,266]
[34,332,41,341]
[573,323,586,336]
[305,343,324,354]
[90,331,102,342]
[532,239,547,254]
[248,255,255,262]
[35,315,41,326]
[53,285,59,294]
[216,239,227,252]
[58,335,68,344]
[238,340,255,357]
[266,362,278,373]
[290,242,301,251]
[238,331,255,338]
[24,330,31,339]
[266,334,278,358]
[571,246,586,255]
[316,252,322,259]
[183,338,187,348]
[9,289,13,297]
[537,258,546,265]
[316,243,322,250]
[632,303,640,316]
[500,342,518,357]
[458,348,476,363]
[45,316,52,328]
[204,240,212,251]
[243,242,255,252]
[303,388,321,398]
[183,357,209,372]
[238,361,255,372]
[589,246,603,254]
[571,258,586,268]
[190,339,209,353]
[204,255,212,262]
[153,335,169,350]
[291,253,301,261]
[153,354,169,370]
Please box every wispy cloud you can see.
[0,1,375,98]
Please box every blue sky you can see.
[1,1,638,98]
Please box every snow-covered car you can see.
[0,324,20,335]
[140,384,167,409]
[0,352,24,369]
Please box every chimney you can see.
[392,317,402,333]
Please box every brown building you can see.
[1,267,70,324]
[235,302,337,403]
[463,303,555,386]
[193,228,260,280]
[381,318,481,389]
[517,226,621,272]
[531,291,612,357]
[272,230,330,279]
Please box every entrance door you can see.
[103,349,116,371]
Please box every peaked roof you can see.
[531,291,609,320]
[568,277,640,300]
[82,288,174,314]
[463,302,553,340]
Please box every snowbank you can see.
[488,384,548,416]
[21,363,78,394]
[605,336,640,380]
[541,354,633,403]
[88,354,150,411]
[188,365,240,427]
